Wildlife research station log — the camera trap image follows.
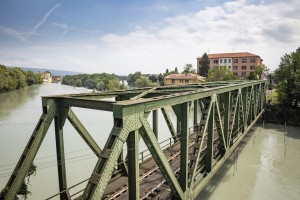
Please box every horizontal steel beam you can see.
[57,97,114,111]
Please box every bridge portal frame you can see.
[2,80,266,200]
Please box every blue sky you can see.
[0,0,299,74]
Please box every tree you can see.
[96,81,105,91]
[248,72,258,80]
[107,79,120,91]
[199,53,209,77]
[175,67,179,74]
[135,76,155,88]
[127,71,142,86]
[182,64,195,74]
[165,69,169,74]
[275,48,300,108]
[207,66,237,81]
[75,79,82,87]
[148,75,158,83]
[158,73,164,86]
[84,79,95,89]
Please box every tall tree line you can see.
[0,64,42,93]
[61,73,126,91]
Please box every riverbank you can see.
[0,64,43,93]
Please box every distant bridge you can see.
[2,80,266,200]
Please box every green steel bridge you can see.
[2,80,266,200]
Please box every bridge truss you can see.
[2,80,266,200]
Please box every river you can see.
[0,83,299,200]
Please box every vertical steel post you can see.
[180,102,189,192]
[177,118,181,137]
[206,101,215,173]
[194,99,198,127]
[223,92,230,148]
[153,110,158,138]
[54,108,68,200]
[127,130,140,200]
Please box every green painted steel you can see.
[2,80,266,200]
[180,102,189,192]
[127,130,140,199]
[54,105,69,200]
[67,109,102,157]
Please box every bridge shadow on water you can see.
[197,127,256,199]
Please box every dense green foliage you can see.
[0,64,42,93]
[275,48,300,108]
[127,72,142,86]
[135,76,156,88]
[198,53,209,77]
[264,48,300,125]
[247,65,269,80]
[127,71,156,88]
[248,72,258,80]
[182,64,195,74]
[207,66,238,81]
[62,73,125,91]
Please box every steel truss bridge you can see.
[2,80,266,200]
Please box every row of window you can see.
[233,65,256,70]
[207,65,256,70]
[233,72,247,76]
[208,57,256,64]
[171,79,189,83]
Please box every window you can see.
[242,66,246,70]
[229,59,231,63]
[220,59,223,63]
[242,72,246,76]
[250,58,255,63]
[233,72,238,76]
[208,60,210,64]
[213,59,218,64]
[224,59,227,63]
[233,66,238,70]
[185,80,189,83]
[233,59,238,63]
[250,65,255,70]
[242,58,247,63]
[172,79,175,83]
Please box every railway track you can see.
[103,131,222,199]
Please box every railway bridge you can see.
[2,80,266,200]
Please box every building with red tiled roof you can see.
[164,73,205,86]
[197,52,263,79]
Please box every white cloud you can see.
[1,0,299,74]
[95,0,300,72]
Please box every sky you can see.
[0,0,299,75]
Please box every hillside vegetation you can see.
[62,73,126,91]
[0,64,42,93]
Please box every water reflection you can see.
[198,124,300,200]
[0,85,40,119]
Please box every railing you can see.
[45,123,198,199]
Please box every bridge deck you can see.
[104,134,196,199]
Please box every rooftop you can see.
[198,52,261,59]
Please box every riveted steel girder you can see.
[3,81,266,200]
